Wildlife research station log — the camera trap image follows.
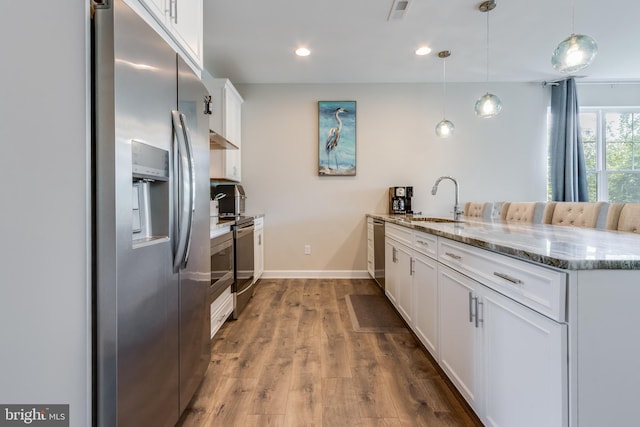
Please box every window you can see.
[579,108,640,203]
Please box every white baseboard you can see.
[261,270,371,279]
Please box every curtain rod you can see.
[542,80,640,87]
[576,81,640,86]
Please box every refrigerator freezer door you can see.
[177,55,211,413]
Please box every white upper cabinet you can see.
[202,75,243,182]
[141,0,165,17]
[168,0,202,68]
[135,0,203,70]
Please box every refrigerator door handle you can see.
[180,111,196,268]
[171,110,194,271]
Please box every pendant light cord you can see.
[571,0,576,33]
[485,8,490,83]
[442,57,447,117]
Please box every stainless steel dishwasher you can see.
[373,219,385,289]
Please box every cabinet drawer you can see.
[210,286,231,315]
[386,223,412,246]
[210,289,233,339]
[413,230,437,259]
[438,238,566,321]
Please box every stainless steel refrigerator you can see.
[93,1,210,425]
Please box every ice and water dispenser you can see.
[131,140,170,246]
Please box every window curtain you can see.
[549,78,588,202]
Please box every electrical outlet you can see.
[304,244,311,255]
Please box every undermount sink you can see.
[410,217,462,223]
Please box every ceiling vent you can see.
[387,0,411,21]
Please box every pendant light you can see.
[474,0,502,118]
[551,0,597,73]
[435,50,455,138]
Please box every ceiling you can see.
[202,0,640,85]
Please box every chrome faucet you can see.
[431,176,463,221]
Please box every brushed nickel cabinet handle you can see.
[476,299,483,328]
[493,272,524,285]
[445,252,462,261]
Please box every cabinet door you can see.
[438,264,481,413]
[140,0,166,18]
[168,0,202,66]
[253,226,264,282]
[208,80,243,181]
[222,86,242,181]
[481,286,567,427]
[367,219,375,278]
[394,244,413,324]
[138,0,203,68]
[384,239,400,306]
[412,252,438,359]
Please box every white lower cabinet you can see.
[385,224,416,324]
[438,265,481,412]
[386,229,439,359]
[253,217,264,282]
[367,218,375,278]
[382,223,568,427]
[210,287,233,339]
[394,243,413,324]
[384,238,400,306]
[412,252,438,359]
[482,283,567,427]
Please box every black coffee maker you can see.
[389,186,413,214]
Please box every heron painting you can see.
[318,101,356,176]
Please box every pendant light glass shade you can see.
[435,50,454,138]
[435,119,455,138]
[551,33,598,73]
[475,1,502,118]
[474,92,502,118]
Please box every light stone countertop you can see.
[210,213,264,239]
[369,214,640,270]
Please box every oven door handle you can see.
[236,225,254,238]
[211,239,232,255]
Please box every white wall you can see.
[578,83,640,106]
[236,82,549,275]
[0,2,90,426]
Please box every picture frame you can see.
[318,101,356,176]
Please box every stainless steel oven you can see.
[210,230,234,305]
[233,217,255,318]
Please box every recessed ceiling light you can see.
[295,47,311,57]
[415,46,432,56]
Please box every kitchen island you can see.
[368,213,640,427]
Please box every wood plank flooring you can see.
[177,278,483,427]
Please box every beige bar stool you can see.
[463,202,493,220]
[611,203,640,234]
[545,202,609,229]
[501,202,546,224]
[606,203,626,230]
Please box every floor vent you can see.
[387,0,411,21]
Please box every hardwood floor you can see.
[177,278,483,427]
